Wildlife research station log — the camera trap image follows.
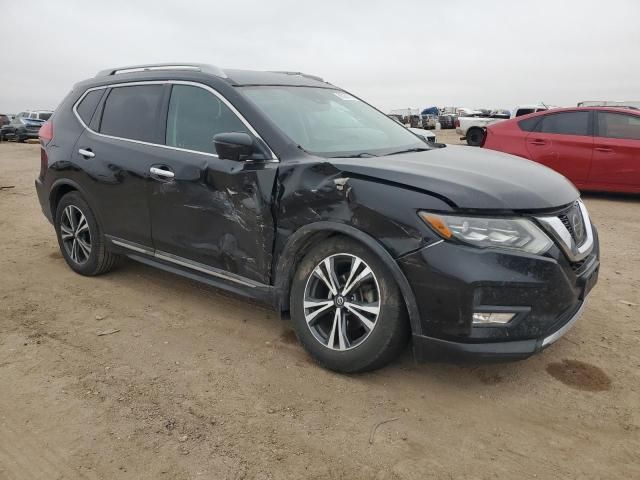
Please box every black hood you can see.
[330,145,579,211]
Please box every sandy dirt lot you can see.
[0,142,639,480]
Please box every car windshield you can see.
[241,86,428,157]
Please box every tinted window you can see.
[38,112,52,121]
[597,112,640,140]
[100,85,163,142]
[165,85,249,154]
[539,111,590,136]
[76,90,104,125]
[518,117,541,132]
[515,108,535,117]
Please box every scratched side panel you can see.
[273,157,453,262]
[148,151,278,285]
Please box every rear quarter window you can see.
[518,117,542,132]
[76,90,105,125]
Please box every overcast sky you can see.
[1,0,639,113]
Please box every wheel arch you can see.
[49,179,104,226]
[273,222,422,335]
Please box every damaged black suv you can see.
[35,63,599,372]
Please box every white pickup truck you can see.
[456,105,548,146]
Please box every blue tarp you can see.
[420,107,439,116]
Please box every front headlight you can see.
[419,212,552,254]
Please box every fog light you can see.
[472,312,516,325]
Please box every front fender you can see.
[273,221,424,336]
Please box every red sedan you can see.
[483,107,640,193]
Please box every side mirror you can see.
[213,132,268,161]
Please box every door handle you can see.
[78,148,95,159]
[529,139,546,146]
[595,146,613,153]
[150,166,175,179]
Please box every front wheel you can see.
[466,127,485,146]
[290,237,409,373]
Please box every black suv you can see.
[35,63,599,372]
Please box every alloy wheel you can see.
[60,205,92,264]
[303,253,381,351]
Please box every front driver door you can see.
[147,83,278,285]
[525,110,593,185]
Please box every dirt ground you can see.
[0,141,639,480]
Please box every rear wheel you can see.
[290,236,409,373]
[466,127,485,146]
[54,192,117,276]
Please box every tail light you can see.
[39,146,48,179]
[454,118,460,128]
[39,119,53,178]
[39,119,53,145]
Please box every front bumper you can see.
[412,298,588,361]
[399,226,600,360]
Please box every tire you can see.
[290,236,409,373]
[466,127,485,147]
[54,191,117,276]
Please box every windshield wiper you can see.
[385,147,430,156]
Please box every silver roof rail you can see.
[269,71,325,82]
[95,63,227,78]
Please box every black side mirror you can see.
[214,132,268,161]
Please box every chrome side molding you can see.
[107,236,261,288]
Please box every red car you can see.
[483,107,640,193]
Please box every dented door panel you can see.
[148,150,278,284]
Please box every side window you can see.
[165,85,249,154]
[76,90,104,125]
[515,108,535,117]
[597,112,640,140]
[518,116,542,132]
[99,85,164,143]
[538,111,590,136]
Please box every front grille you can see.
[570,257,587,272]
[571,254,596,277]
[559,203,587,247]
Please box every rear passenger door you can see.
[147,83,278,285]
[590,111,640,190]
[524,110,593,184]
[72,83,165,248]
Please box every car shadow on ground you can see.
[109,257,549,393]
